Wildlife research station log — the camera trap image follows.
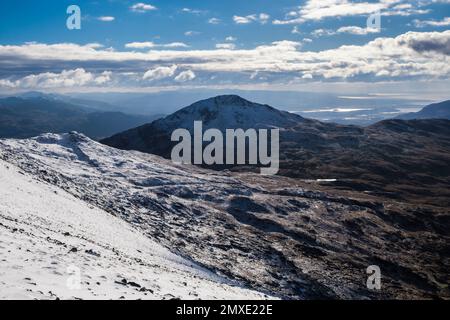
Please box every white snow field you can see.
[0,158,270,300]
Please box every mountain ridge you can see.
[397,100,450,120]
[0,96,161,140]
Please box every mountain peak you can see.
[213,95,253,106]
[101,94,306,156]
[194,95,255,108]
[161,94,304,130]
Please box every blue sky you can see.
[1,0,449,50]
[0,0,449,95]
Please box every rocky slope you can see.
[102,95,450,207]
[1,133,449,299]
[0,158,269,300]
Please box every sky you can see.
[0,0,449,97]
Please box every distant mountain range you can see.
[102,95,450,206]
[0,94,162,140]
[397,100,450,120]
[69,89,440,125]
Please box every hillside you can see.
[0,157,269,300]
[1,132,449,299]
[397,100,450,120]
[0,96,160,140]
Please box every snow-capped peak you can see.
[155,95,304,131]
[193,95,255,107]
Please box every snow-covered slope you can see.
[1,132,448,299]
[154,95,305,130]
[0,158,269,300]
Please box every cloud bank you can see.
[0,30,449,90]
[273,0,431,24]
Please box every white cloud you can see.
[423,0,450,3]
[125,42,155,49]
[249,72,258,79]
[174,70,196,82]
[225,36,237,42]
[216,43,236,50]
[273,0,429,24]
[181,8,203,15]
[143,65,178,80]
[85,43,104,49]
[392,3,412,10]
[233,13,270,24]
[233,15,254,24]
[125,42,189,49]
[94,71,113,84]
[311,29,336,37]
[0,31,449,89]
[161,42,189,48]
[185,31,200,36]
[413,17,450,27]
[337,26,380,35]
[97,16,115,22]
[259,13,270,24]
[0,69,112,89]
[208,18,221,24]
[383,3,430,17]
[130,3,157,13]
[274,0,381,24]
[292,26,301,34]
